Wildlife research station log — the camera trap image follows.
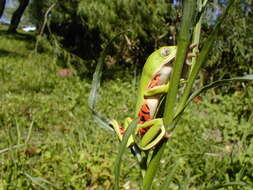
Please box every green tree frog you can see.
[111,44,197,150]
[110,46,177,150]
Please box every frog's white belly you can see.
[144,65,173,118]
[158,65,173,84]
[146,98,159,118]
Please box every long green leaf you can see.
[176,75,253,120]
[88,31,130,131]
[151,2,196,189]
[189,0,207,73]
[114,119,138,190]
[145,2,197,189]
[176,0,235,116]
[142,138,168,190]
[90,108,114,132]
[24,173,49,190]
[141,115,179,190]
[163,0,197,126]
[0,144,24,154]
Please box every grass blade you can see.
[206,181,247,190]
[161,158,183,190]
[15,118,21,145]
[88,31,130,109]
[24,173,49,190]
[88,31,130,131]
[159,3,197,188]
[141,116,179,190]
[114,119,138,190]
[24,172,60,189]
[0,144,24,154]
[90,107,114,132]
[176,75,253,119]
[25,120,34,144]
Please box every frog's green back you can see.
[134,46,177,117]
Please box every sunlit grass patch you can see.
[0,28,141,189]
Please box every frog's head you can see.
[143,46,177,72]
[158,46,177,64]
[160,46,177,57]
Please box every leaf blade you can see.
[176,75,253,120]
[114,119,138,190]
[88,31,131,132]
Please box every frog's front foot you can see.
[109,118,135,147]
[186,43,199,65]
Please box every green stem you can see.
[163,0,197,126]
[190,0,203,71]
[175,0,234,116]
[175,0,205,116]
[142,138,168,190]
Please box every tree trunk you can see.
[0,0,6,18]
[8,0,29,33]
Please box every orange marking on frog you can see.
[138,126,151,135]
[138,103,151,123]
[148,74,161,89]
[138,103,152,134]
[118,125,125,135]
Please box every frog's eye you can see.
[161,48,170,57]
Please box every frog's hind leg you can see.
[136,119,166,150]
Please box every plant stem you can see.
[175,0,234,116]
[175,0,205,116]
[142,138,168,190]
[190,0,203,70]
[163,0,197,127]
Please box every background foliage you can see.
[206,0,253,82]
[26,0,253,83]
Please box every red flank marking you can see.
[148,74,161,89]
[138,126,151,135]
[138,103,151,122]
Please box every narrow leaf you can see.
[88,31,130,132]
[206,181,246,190]
[0,144,24,154]
[90,108,114,132]
[164,0,197,125]
[176,75,253,120]
[24,173,49,190]
[143,117,180,189]
[114,119,138,190]
[88,31,130,108]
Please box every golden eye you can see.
[161,48,170,56]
